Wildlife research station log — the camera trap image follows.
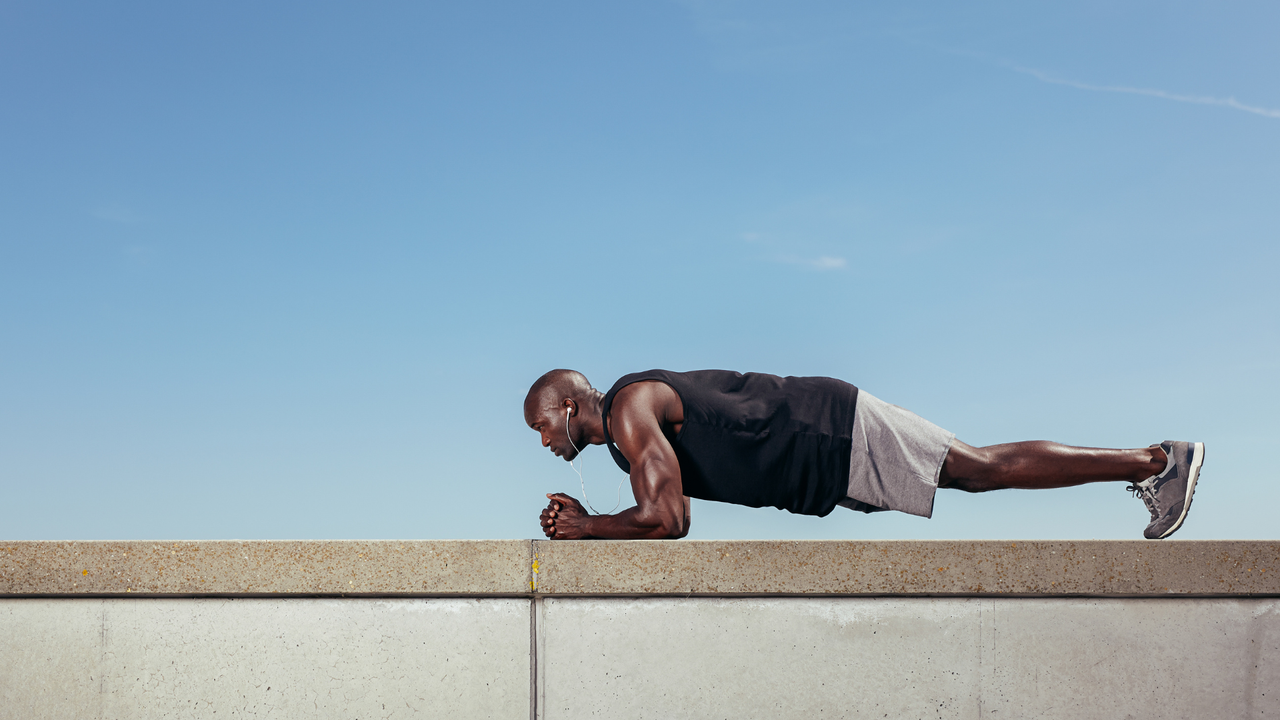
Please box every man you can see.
[525,368,1204,540]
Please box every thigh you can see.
[844,391,956,518]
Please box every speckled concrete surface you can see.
[0,598,530,720]
[0,540,532,596]
[531,540,1280,596]
[3,540,1278,597]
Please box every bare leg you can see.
[939,440,1167,493]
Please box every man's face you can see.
[526,403,579,462]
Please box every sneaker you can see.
[1128,441,1205,539]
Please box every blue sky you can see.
[2,1,1277,541]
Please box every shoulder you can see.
[612,380,678,422]
[609,381,681,463]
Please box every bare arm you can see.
[540,493,691,539]
[540,382,689,540]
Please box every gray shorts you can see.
[837,391,956,519]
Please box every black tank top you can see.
[601,369,858,517]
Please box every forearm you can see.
[583,506,681,539]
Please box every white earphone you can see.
[565,404,624,515]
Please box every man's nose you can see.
[542,433,550,447]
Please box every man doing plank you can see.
[525,369,1205,540]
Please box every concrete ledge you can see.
[0,540,532,596]
[3,540,1278,597]
[532,540,1280,596]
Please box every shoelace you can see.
[1127,482,1158,518]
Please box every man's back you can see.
[601,369,859,516]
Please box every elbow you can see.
[659,513,688,540]
[639,507,685,540]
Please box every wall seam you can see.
[529,541,538,720]
[529,597,538,720]
[534,596,545,720]
[530,541,547,719]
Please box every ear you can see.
[563,398,576,417]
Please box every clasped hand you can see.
[540,493,590,539]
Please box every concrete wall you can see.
[3,598,529,719]
[4,540,1279,719]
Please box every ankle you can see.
[1141,446,1168,480]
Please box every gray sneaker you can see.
[1128,441,1205,539]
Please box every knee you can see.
[939,443,1001,493]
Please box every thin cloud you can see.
[740,229,848,270]
[1015,66,1280,120]
[776,254,847,270]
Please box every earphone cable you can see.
[566,407,624,515]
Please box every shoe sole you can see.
[1156,442,1204,539]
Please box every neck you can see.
[579,389,608,446]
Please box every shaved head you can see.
[524,369,592,419]
[524,369,603,462]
